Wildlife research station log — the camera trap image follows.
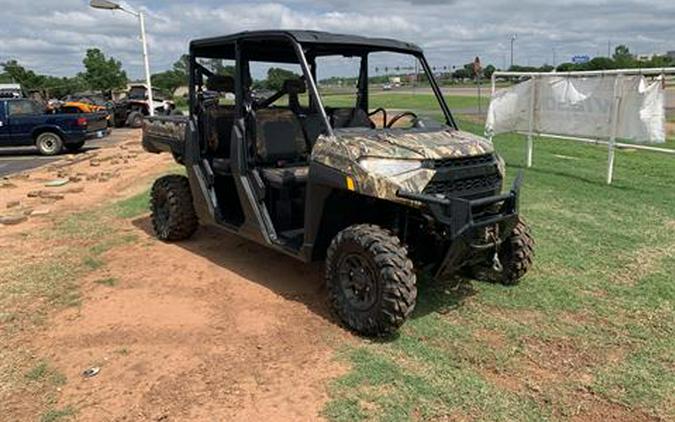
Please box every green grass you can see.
[324,101,674,420]
[40,407,75,422]
[94,277,118,287]
[114,189,151,218]
[319,92,488,111]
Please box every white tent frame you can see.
[490,68,675,184]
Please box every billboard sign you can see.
[572,55,590,64]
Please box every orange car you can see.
[55,100,112,126]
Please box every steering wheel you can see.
[386,111,418,128]
[368,108,387,128]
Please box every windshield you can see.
[314,51,451,131]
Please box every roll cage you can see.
[187,30,458,134]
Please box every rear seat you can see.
[203,75,236,173]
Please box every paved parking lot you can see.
[0,128,138,177]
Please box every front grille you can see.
[424,174,502,198]
[432,153,496,169]
[423,153,502,199]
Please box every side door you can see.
[7,100,43,146]
[0,101,8,144]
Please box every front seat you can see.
[255,108,309,188]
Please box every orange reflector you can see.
[346,176,356,191]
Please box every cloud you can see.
[0,0,673,78]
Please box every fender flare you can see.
[31,125,66,142]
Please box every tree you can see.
[2,60,45,89]
[265,67,300,90]
[80,48,127,93]
[452,68,470,80]
[483,64,496,79]
[206,59,234,77]
[173,54,189,78]
[612,45,636,68]
[151,70,184,95]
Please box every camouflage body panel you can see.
[311,127,497,204]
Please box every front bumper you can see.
[397,171,523,278]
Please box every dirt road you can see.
[0,129,347,421]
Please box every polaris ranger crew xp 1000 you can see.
[142,31,534,336]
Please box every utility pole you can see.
[607,40,611,58]
[90,0,155,116]
[510,34,517,68]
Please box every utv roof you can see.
[190,30,423,62]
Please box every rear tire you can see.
[325,224,417,336]
[64,141,85,152]
[150,175,198,241]
[471,217,534,285]
[35,132,63,156]
[127,111,143,128]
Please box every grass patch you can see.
[114,189,151,218]
[94,277,118,287]
[40,406,75,422]
[320,92,488,111]
[25,360,67,387]
[324,94,675,420]
[82,256,104,270]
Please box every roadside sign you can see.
[572,55,590,64]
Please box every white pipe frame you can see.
[489,68,674,185]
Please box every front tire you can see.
[35,132,63,156]
[150,175,198,241]
[127,111,143,128]
[472,217,534,285]
[326,224,417,336]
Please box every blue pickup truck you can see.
[0,98,109,155]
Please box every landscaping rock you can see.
[0,215,28,225]
[30,207,51,216]
[45,178,70,187]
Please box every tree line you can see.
[0,49,127,98]
[3,44,670,99]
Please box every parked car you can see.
[0,98,109,155]
[50,97,112,127]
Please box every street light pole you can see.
[138,11,154,116]
[90,0,154,116]
[510,34,517,69]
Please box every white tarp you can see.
[485,74,666,143]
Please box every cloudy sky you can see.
[1,0,673,79]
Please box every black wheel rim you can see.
[337,253,378,311]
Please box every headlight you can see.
[359,158,423,177]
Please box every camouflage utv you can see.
[142,30,534,336]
